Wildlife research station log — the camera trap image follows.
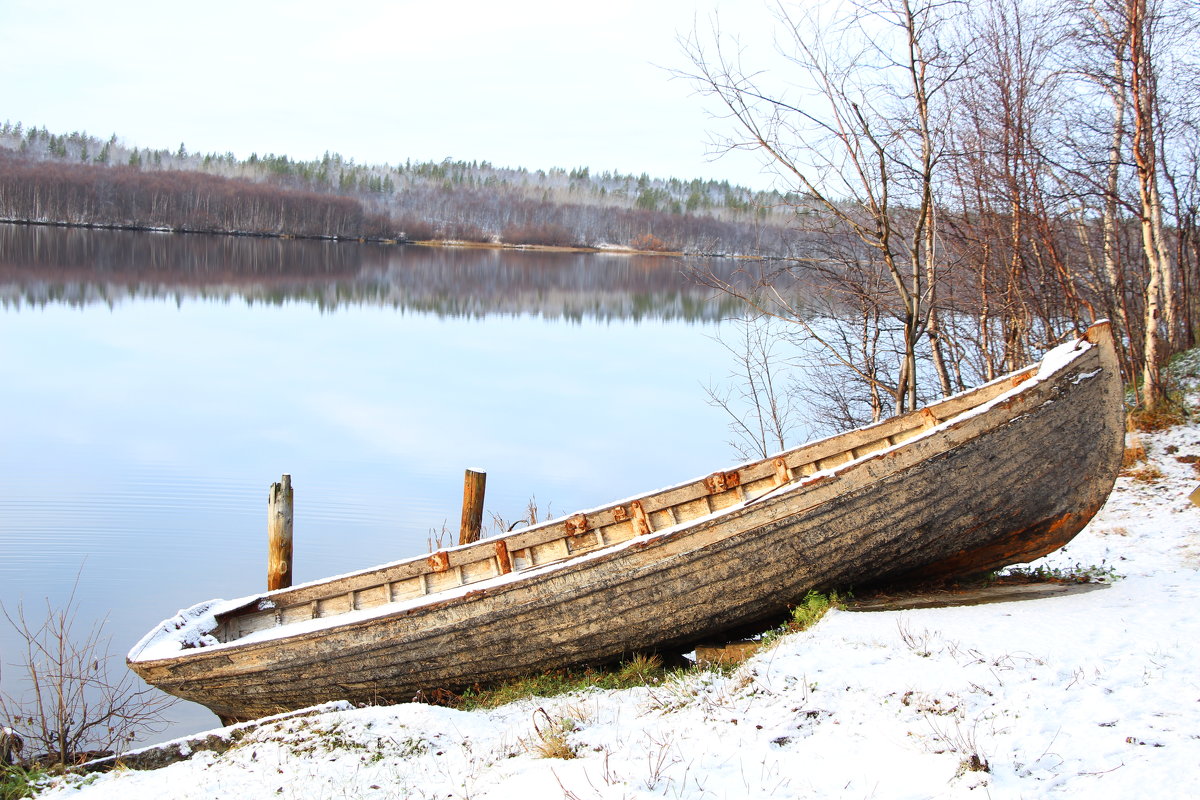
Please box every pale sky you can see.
[1,0,781,189]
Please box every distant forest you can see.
[0,122,808,257]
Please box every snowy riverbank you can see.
[40,410,1200,799]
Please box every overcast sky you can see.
[1,0,782,189]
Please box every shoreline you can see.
[0,216,405,246]
[409,238,680,257]
[0,217,768,260]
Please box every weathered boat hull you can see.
[129,323,1124,722]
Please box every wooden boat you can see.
[129,321,1125,723]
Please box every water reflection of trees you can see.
[0,224,757,321]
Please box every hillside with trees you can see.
[0,122,807,256]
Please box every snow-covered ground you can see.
[40,412,1200,799]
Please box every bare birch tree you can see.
[1126,0,1174,409]
[704,313,803,458]
[682,0,964,420]
[1064,0,1199,410]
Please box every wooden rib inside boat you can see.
[128,321,1125,723]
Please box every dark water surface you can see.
[0,224,749,742]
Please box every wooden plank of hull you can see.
[130,326,1124,722]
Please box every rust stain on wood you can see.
[565,514,589,535]
[899,506,1101,584]
[630,500,653,536]
[494,541,512,575]
[612,505,629,522]
[705,470,741,494]
[427,551,450,573]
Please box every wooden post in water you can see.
[268,474,294,591]
[459,468,487,545]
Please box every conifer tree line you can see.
[0,123,801,255]
[684,0,1199,421]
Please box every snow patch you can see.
[127,598,249,662]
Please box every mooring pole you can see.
[459,468,487,545]
[268,474,294,591]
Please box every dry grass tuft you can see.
[489,495,553,535]
[614,653,663,684]
[522,707,583,760]
[1129,404,1187,432]
[1121,442,1147,470]
[1173,454,1200,477]
[1125,464,1165,483]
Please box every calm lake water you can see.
[0,224,760,742]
